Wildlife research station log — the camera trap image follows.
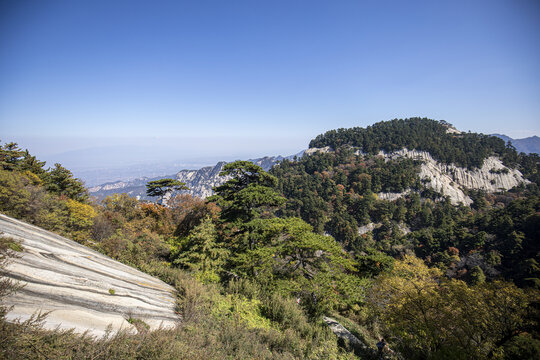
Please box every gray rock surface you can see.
[174,161,229,198]
[313,146,529,205]
[323,316,376,357]
[314,146,528,205]
[304,146,332,155]
[357,222,410,236]
[383,149,527,205]
[357,223,379,236]
[376,190,411,201]
[350,149,527,205]
[0,214,179,337]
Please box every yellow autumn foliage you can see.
[65,198,97,230]
[368,254,536,359]
[369,254,442,310]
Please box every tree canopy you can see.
[146,178,188,204]
[209,161,285,222]
[309,118,516,169]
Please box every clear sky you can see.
[1,0,539,170]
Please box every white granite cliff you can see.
[307,147,529,205]
[384,149,527,205]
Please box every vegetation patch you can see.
[0,236,23,252]
[126,316,150,334]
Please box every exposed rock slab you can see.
[0,214,179,337]
[377,190,411,201]
[358,222,379,236]
[175,161,230,198]
[357,222,410,236]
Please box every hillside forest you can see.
[1,118,539,359]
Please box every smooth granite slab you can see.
[0,213,180,336]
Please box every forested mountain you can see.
[1,119,539,360]
[272,119,540,288]
[309,117,517,168]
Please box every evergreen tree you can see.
[146,178,188,205]
[45,163,88,201]
[209,161,285,223]
[0,142,25,171]
[172,216,229,282]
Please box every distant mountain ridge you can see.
[89,123,538,204]
[491,134,540,154]
[88,152,304,200]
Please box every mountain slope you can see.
[272,118,538,250]
[309,117,513,168]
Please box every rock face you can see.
[357,222,410,236]
[381,149,528,205]
[172,153,305,198]
[310,146,528,205]
[174,161,229,198]
[88,176,157,200]
[323,316,376,358]
[376,190,411,201]
[304,146,332,155]
[0,213,179,337]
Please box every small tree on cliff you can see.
[146,178,188,205]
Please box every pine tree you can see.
[45,163,88,201]
[146,178,188,205]
[172,216,229,282]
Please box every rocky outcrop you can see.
[314,147,528,205]
[174,162,229,198]
[323,316,376,358]
[357,222,410,236]
[380,149,528,205]
[358,223,379,236]
[376,190,411,201]
[88,176,158,200]
[252,152,304,170]
[0,214,179,337]
[445,127,462,134]
[304,146,332,155]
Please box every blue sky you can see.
[1,0,539,170]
